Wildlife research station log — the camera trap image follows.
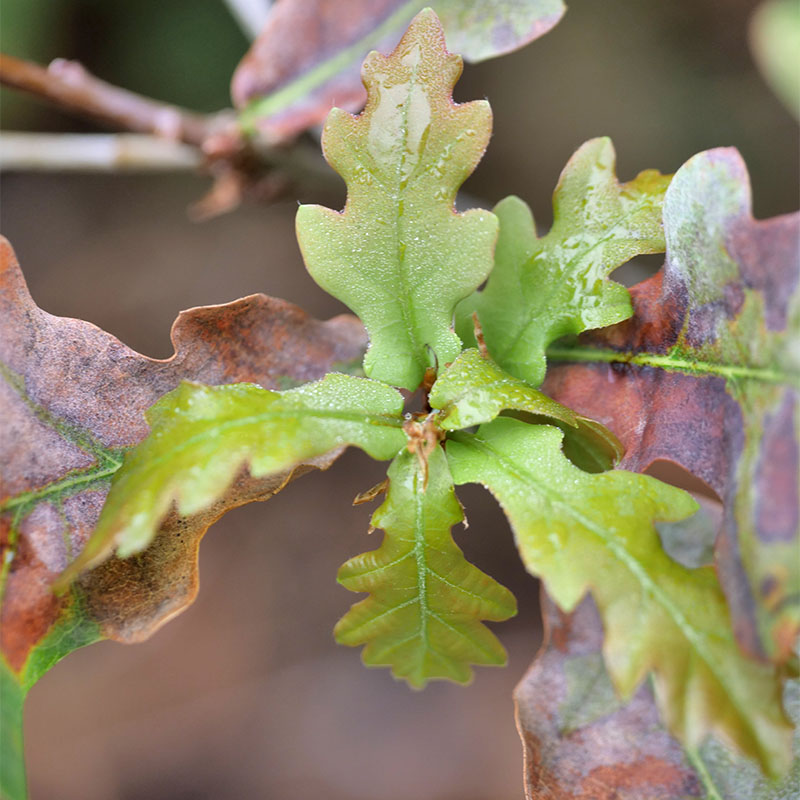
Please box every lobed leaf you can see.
[428,348,623,469]
[62,374,406,580]
[0,236,368,797]
[447,417,792,777]
[456,138,671,387]
[544,148,800,663]
[234,0,565,141]
[429,348,580,430]
[296,9,498,390]
[334,445,516,687]
[516,510,800,799]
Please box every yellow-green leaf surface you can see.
[296,10,498,390]
[428,348,623,469]
[446,417,792,777]
[334,446,517,687]
[457,138,670,387]
[62,374,406,581]
[429,348,579,430]
[543,148,800,663]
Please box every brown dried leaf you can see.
[233,0,565,142]
[515,592,704,800]
[0,235,367,672]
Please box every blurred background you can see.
[0,1,797,798]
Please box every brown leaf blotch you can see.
[515,592,703,800]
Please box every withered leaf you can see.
[0,234,366,678]
[515,593,704,800]
[233,0,565,142]
[544,148,800,664]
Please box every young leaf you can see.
[296,9,498,390]
[544,148,800,663]
[334,445,516,687]
[456,138,671,387]
[234,0,565,141]
[0,234,368,797]
[428,348,623,468]
[447,417,792,777]
[63,374,406,580]
[429,348,580,430]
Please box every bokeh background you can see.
[1,1,797,798]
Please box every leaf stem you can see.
[684,746,725,800]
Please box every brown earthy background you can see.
[1,0,797,798]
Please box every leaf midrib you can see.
[0,361,126,516]
[546,344,800,387]
[0,459,121,515]
[412,466,430,659]
[121,406,404,483]
[391,53,425,375]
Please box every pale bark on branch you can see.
[0,132,202,171]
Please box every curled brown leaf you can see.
[0,236,367,670]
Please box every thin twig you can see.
[0,53,227,148]
[0,52,339,215]
[0,132,201,171]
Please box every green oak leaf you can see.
[60,374,406,582]
[446,417,792,777]
[429,348,580,430]
[428,348,623,469]
[334,445,516,687]
[456,138,671,387]
[296,9,498,390]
